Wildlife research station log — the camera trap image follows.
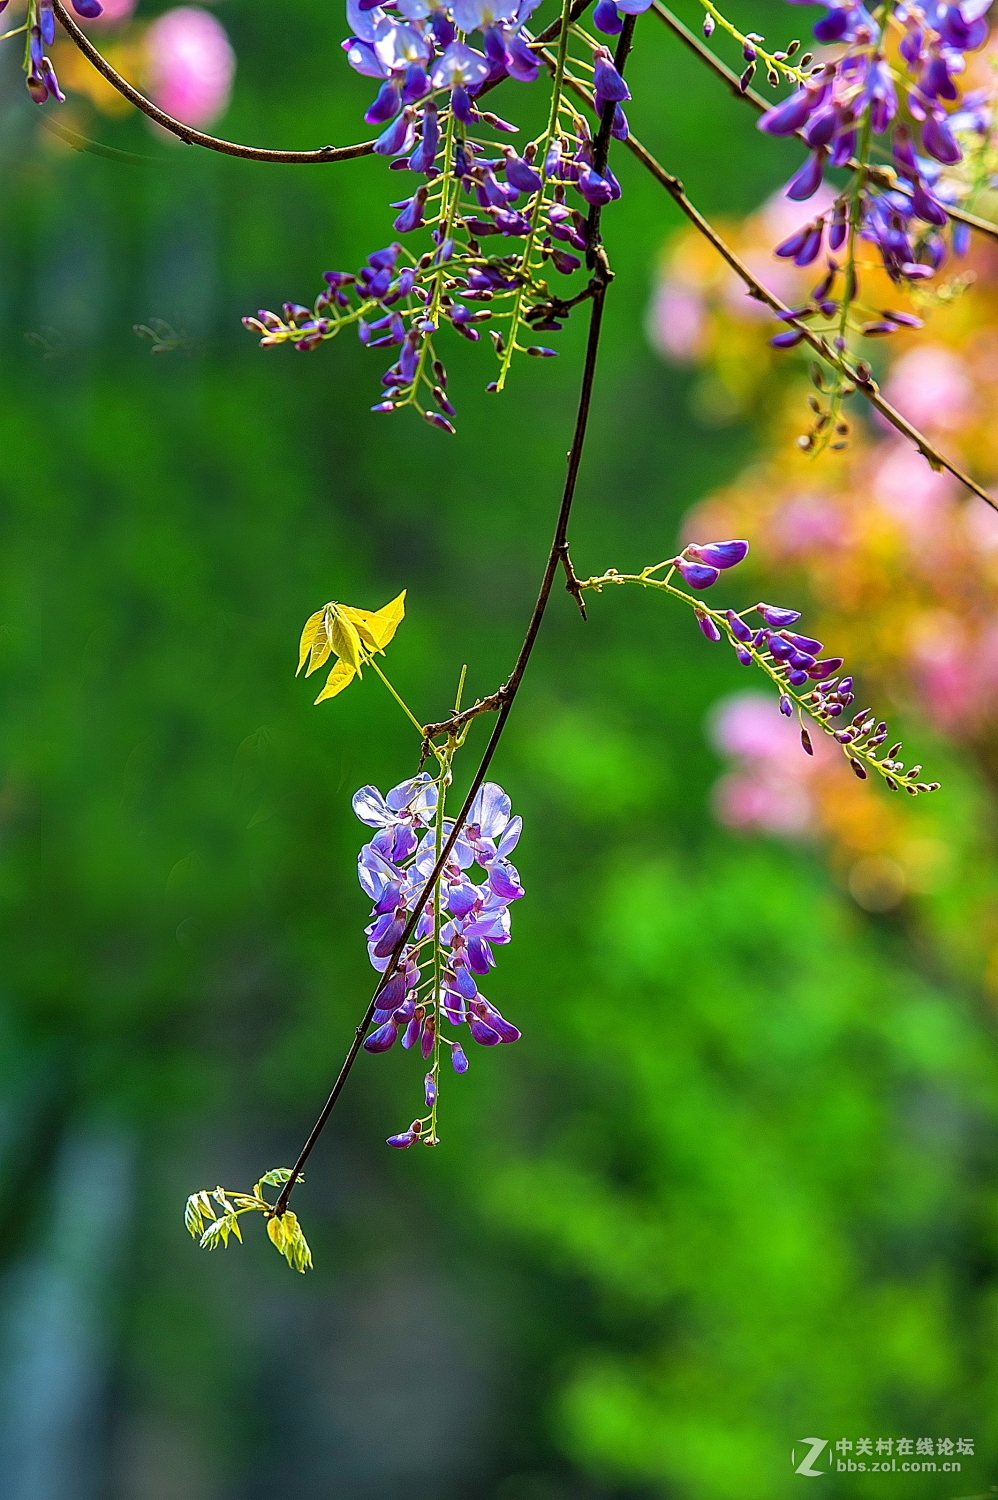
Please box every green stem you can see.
[367,659,439,756]
[698,0,807,83]
[403,108,463,409]
[496,0,575,391]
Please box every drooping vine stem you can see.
[50,0,375,161]
[617,126,998,512]
[271,44,634,1219]
[49,0,590,161]
[273,291,607,1215]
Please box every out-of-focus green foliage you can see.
[1,0,997,1495]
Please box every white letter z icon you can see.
[793,1438,828,1477]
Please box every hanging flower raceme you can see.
[757,0,994,372]
[241,0,639,425]
[354,775,524,1146]
[579,538,939,793]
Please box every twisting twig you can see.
[621,133,998,511]
[422,686,510,744]
[51,0,589,163]
[51,0,375,162]
[650,0,998,245]
[271,42,634,1221]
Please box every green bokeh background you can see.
[1,3,997,1496]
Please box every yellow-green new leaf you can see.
[306,611,335,678]
[258,1167,297,1187]
[267,1211,313,1273]
[184,1190,215,1239]
[200,1213,239,1251]
[340,590,406,653]
[296,609,326,676]
[330,612,364,675]
[314,658,356,704]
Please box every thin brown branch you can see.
[52,0,590,162]
[650,0,998,245]
[622,131,998,511]
[422,686,510,742]
[271,55,634,1221]
[51,0,375,161]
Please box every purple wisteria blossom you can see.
[671,545,939,791]
[353,774,525,1145]
[20,0,103,103]
[758,0,993,355]
[242,0,637,422]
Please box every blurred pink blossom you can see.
[964,497,998,550]
[870,440,958,542]
[909,612,998,734]
[145,7,235,128]
[646,281,708,361]
[707,691,833,837]
[713,770,814,835]
[770,493,844,555]
[881,345,975,432]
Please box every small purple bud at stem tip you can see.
[758,603,802,627]
[678,558,720,589]
[685,539,749,570]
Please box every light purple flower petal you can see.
[495,814,522,858]
[430,39,491,89]
[347,0,386,40]
[489,860,525,901]
[468,782,512,839]
[353,785,394,827]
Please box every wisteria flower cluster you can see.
[355,773,524,1146]
[6,0,101,104]
[241,0,649,426]
[581,538,940,792]
[757,0,994,411]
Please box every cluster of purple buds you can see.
[670,541,937,790]
[22,0,102,103]
[759,0,992,303]
[352,775,525,1145]
[721,600,846,684]
[244,242,466,431]
[769,259,924,353]
[818,695,941,791]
